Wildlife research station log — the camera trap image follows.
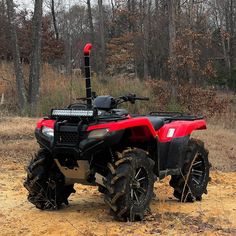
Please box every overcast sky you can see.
[15,0,34,10]
[15,0,110,11]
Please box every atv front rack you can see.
[149,111,204,121]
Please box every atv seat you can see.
[147,116,164,130]
[112,109,129,116]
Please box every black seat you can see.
[112,109,129,116]
[147,116,164,130]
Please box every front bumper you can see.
[35,128,105,160]
[35,125,124,159]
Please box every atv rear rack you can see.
[149,111,204,121]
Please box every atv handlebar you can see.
[135,97,149,101]
[115,94,149,106]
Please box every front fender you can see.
[36,119,55,129]
[87,117,157,139]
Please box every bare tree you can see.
[143,0,149,78]
[87,0,94,44]
[87,0,97,71]
[28,0,43,113]
[167,0,178,102]
[6,0,27,110]
[188,0,195,84]
[227,0,235,79]
[98,0,106,75]
[213,0,232,79]
[51,0,59,39]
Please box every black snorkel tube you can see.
[83,43,92,106]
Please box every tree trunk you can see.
[51,0,59,40]
[98,0,105,76]
[168,0,178,102]
[188,0,195,84]
[6,0,27,111]
[127,0,133,32]
[87,0,95,47]
[87,0,97,71]
[28,0,43,114]
[228,0,234,76]
[143,0,149,78]
[215,0,231,78]
[231,0,236,67]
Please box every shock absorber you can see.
[83,43,93,106]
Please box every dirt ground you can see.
[0,117,236,235]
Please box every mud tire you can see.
[169,139,210,202]
[104,149,155,221]
[24,149,75,210]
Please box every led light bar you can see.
[51,109,94,117]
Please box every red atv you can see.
[24,44,210,221]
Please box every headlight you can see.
[88,129,109,139]
[42,126,54,138]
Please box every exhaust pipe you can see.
[83,43,93,106]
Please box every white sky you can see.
[15,0,34,10]
[15,0,110,11]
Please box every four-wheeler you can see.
[24,43,210,221]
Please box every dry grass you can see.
[0,62,153,115]
[39,65,154,115]
[193,125,236,172]
[0,117,38,164]
[0,117,38,137]
[1,61,235,127]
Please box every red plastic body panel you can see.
[87,117,206,143]
[36,119,55,129]
[36,117,206,143]
[84,43,92,55]
[157,120,206,142]
[87,117,157,141]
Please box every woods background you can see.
[0,0,235,119]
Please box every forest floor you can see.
[0,117,236,235]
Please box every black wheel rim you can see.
[191,152,206,186]
[131,167,149,206]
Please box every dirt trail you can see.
[0,117,236,235]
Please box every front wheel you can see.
[170,139,210,202]
[104,148,155,221]
[24,149,75,210]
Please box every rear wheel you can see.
[24,149,75,210]
[104,149,155,221]
[170,139,210,202]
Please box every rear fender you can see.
[157,120,206,143]
[158,136,189,172]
